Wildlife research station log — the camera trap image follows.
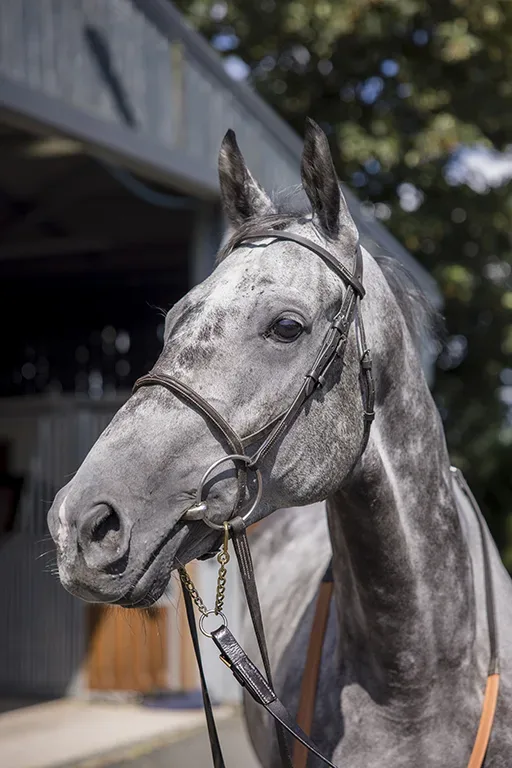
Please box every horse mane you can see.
[217,186,441,352]
[373,253,441,351]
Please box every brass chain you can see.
[179,567,209,617]
[178,521,231,619]
[214,522,230,615]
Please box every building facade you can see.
[0,0,439,702]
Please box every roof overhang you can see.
[0,0,440,305]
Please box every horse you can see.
[47,118,512,766]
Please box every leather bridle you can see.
[129,230,499,768]
[131,230,499,767]
[133,229,375,532]
[131,228,374,768]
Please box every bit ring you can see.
[185,454,263,531]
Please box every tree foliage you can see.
[177,0,512,563]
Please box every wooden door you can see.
[87,605,168,692]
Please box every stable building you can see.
[0,0,439,704]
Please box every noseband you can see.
[133,229,375,530]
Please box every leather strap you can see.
[451,468,499,675]
[451,467,500,768]
[293,564,334,768]
[133,231,374,511]
[211,624,337,768]
[233,230,365,299]
[183,469,499,768]
[181,582,226,768]
[290,470,500,768]
[181,552,335,768]
[133,372,248,517]
[133,233,498,767]
[230,517,293,767]
[467,673,500,768]
[133,373,245,456]
[246,249,365,468]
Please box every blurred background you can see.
[0,1,510,766]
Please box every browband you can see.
[232,229,365,298]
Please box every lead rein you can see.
[181,516,337,768]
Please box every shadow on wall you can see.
[84,24,138,128]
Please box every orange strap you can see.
[467,672,500,768]
[292,579,334,768]
[294,588,499,768]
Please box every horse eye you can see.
[270,317,304,342]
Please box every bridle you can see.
[131,228,374,768]
[131,229,500,768]
[134,228,375,533]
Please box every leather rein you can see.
[132,229,499,767]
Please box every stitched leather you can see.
[211,625,338,768]
[133,373,245,455]
[230,518,293,767]
[212,625,276,705]
[133,232,374,503]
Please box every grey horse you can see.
[48,119,512,766]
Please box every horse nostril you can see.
[78,502,127,557]
[76,503,131,573]
[91,505,120,544]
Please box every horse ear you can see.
[218,130,274,227]
[301,118,350,238]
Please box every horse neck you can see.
[327,328,474,707]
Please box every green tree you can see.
[177,0,512,563]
